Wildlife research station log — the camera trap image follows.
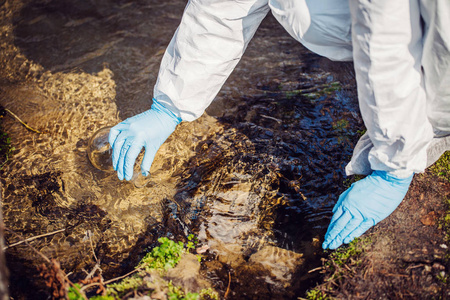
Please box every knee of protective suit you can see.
[268,0,353,61]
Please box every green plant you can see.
[356,128,367,137]
[327,237,370,268]
[139,237,186,271]
[90,296,116,300]
[168,282,199,300]
[67,284,85,300]
[438,197,450,246]
[68,235,214,300]
[305,288,331,300]
[436,271,448,284]
[186,234,198,251]
[106,276,143,298]
[199,287,219,300]
[430,151,450,182]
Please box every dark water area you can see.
[0,0,363,299]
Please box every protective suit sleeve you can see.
[154,0,270,121]
[348,0,434,177]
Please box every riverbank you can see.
[306,153,450,299]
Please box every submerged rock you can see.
[165,253,211,294]
[249,245,304,283]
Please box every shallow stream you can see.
[0,0,363,298]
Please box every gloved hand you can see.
[108,99,181,181]
[322,170,413,249]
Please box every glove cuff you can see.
[373,170,413,184]
[152,98,182,125]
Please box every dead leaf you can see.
[420,211,437,226]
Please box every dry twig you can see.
[3,228,65,250]
[224,271,232,299]
[4,108,46,134]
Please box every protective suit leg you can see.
[346,0,450,176]
[420,0,450,135]
[347,0,434,178]
[324,0,437,249]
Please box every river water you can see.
[0,0,363,299]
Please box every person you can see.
[108,0,450,250]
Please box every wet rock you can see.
[230,246,304,299]
[248,245,304,283]
[165,253,211,294]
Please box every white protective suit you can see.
[153,0,450,177]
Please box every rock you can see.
[248,245,304,282]
[165,253,210,294]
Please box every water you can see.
[0,0,362,298]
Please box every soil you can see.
[310,169,450,299]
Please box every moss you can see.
[90,296,116,300]
[327,237,370,269]
[106,276,144,298]
[332,119,349,132]
[430,151,450,182]
[305,288,332,300]
[305,237,371,299]
[433,152,450,243]
[199,288,219,300]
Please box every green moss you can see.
[332,119,349,132]
[327,237,370,268]
[199,288,219,300]
[305,288,332,300]
[305,237,370,299]
[166,284,218,300]
[167,282,199,300]
[90,296,116,300]
[106,276,144,298]
[430,151,450,182]
[356,129,366,137]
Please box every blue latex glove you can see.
[322,170,413,249]
[108,99,181,181]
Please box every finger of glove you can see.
[141,145,158,177]
[123,140,145,181]
[111,134,127,171]
[343,219,375,244]
[108,123,129,147]
[116,139,135,180]
[322,209,351,249]
[327,217,363,250]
